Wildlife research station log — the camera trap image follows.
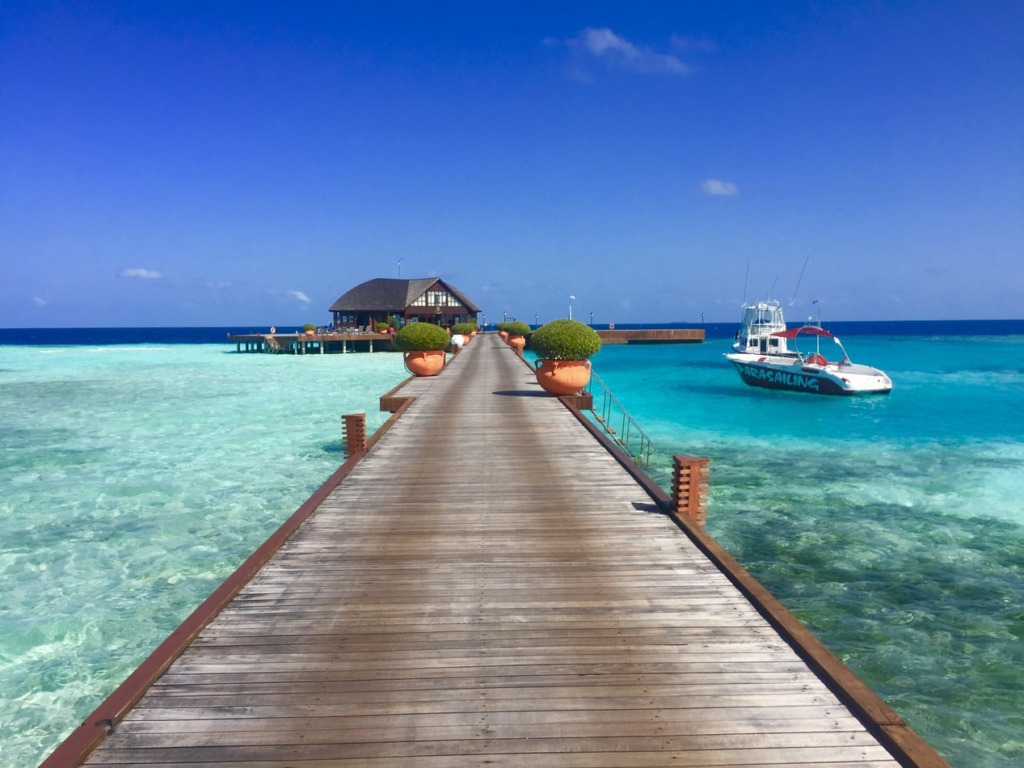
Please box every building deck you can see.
[229,331,392,354]
[49,335,945,767]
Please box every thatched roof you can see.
[329,278,481,313]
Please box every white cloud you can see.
[701,179,740,197]
[119,268,163,280]
[570,27,692,76]
[288,290,312,304]
[33,295,48,307]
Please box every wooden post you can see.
[342,413,367,458]
[672,454,710,526]
[563,393,593,411]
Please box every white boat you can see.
[725,300,892,395]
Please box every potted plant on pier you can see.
[302,323,316,336]
[393,322,451,377]
[504,320,531,354]
[529,318,602,395]
[451,322,477,345]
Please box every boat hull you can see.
[726,355,891,396]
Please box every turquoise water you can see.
[0,345,408,767]
[2,332,1022,766]
[586,334,1024,767]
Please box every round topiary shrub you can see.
[529,319,602,360]
[393,322,451,351]
[505,321,531,337]
[451,322,477,336]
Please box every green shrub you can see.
[302,323,316,332]
[505,321,531,337]
[529,319,602,360]
[375,322,390,332]
[393,322,450,351]
[451,322,477,335]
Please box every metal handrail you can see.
[584,369,656,466]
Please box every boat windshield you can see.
[773,326,850,364]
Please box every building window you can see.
[412,290,460,308]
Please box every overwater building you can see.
[328,277,481,331]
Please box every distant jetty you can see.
[596,328,704,344]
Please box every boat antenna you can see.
[741,259,750,304]
[789,255,810,306]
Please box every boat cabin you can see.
[734,301,794,356]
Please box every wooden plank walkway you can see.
[61,334,943,767]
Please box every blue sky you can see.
[2,1,1021,327]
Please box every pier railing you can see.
[584,370,656,466]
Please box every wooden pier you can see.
[45,335,946,767]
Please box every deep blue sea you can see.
[2,321,1022,767]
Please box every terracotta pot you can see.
[533,359,592,396]
[404,350,446,377]
[507,334,526,352]
[498,330,509,341]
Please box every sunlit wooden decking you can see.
[51,334,945,767]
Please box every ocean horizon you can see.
[2,321,1022,766]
